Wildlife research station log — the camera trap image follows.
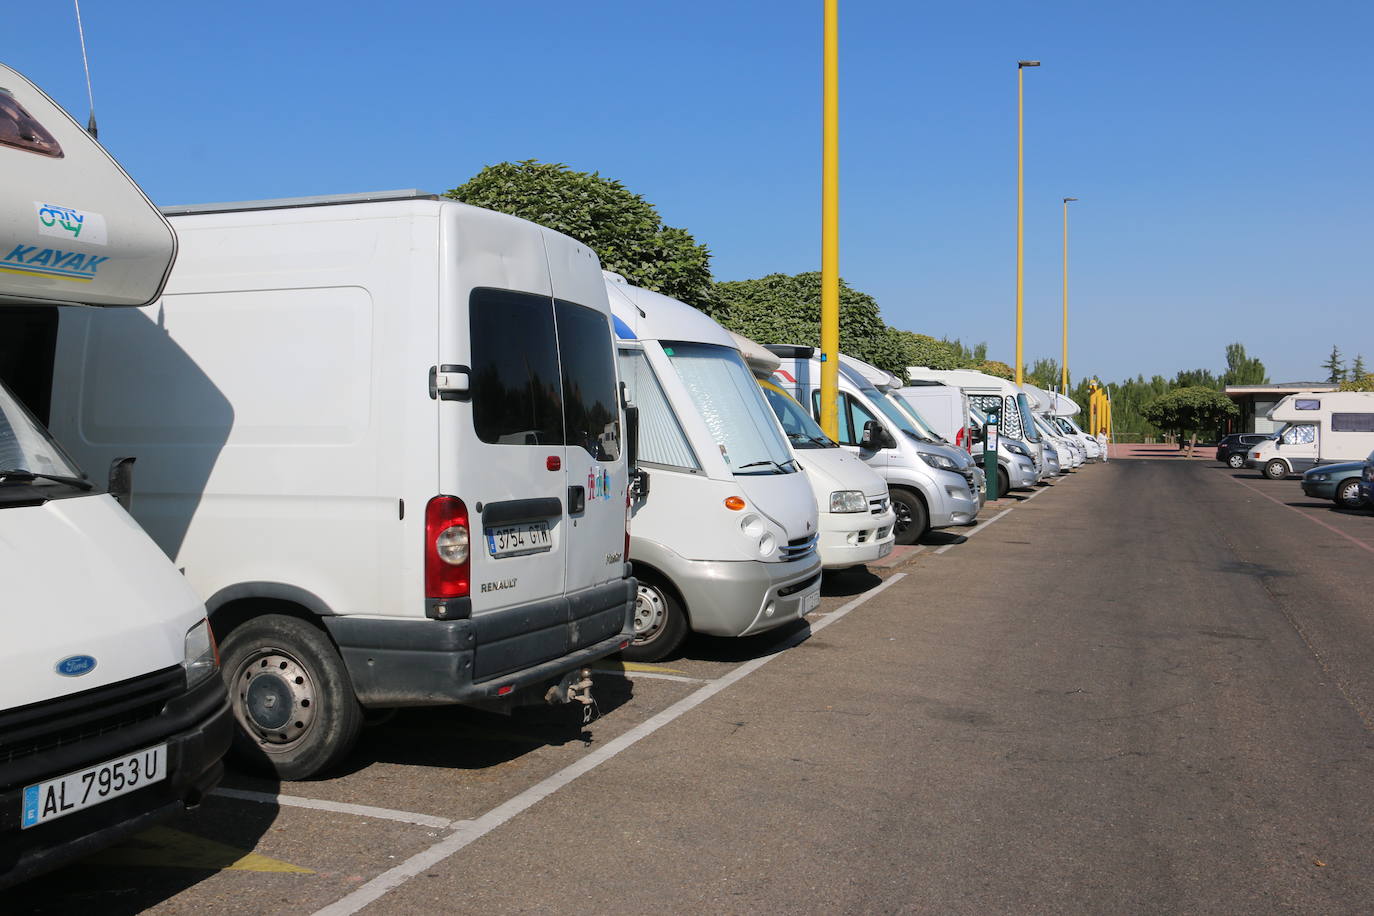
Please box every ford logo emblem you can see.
[55,655,97,677]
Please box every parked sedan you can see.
[1360,457,1374,508]
[1301,461,1369,509]
[1216,433,1274,469]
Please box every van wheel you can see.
[1227,453,1246,469]
[997,467,1010,500]
[1336,479,1365,509]
[219,614,363,780]
[1263,459,1288,480]
[621,575,687,663]
[890,488,929,545]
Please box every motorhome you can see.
[894,382,972,454]
[1247,392,1374,479]
[45,192,636,779]
[0,62,231,886]
[731,334,896,570]
[908,368,1046,476]
[606,278,822,660]
[768,347,979,544]
[1022,384,1087,468]
[968,405,1041,493]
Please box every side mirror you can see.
[861,420,896,451]
[969,426,984,444]
[108,456,135,511]
[624,404,650,501]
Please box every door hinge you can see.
[430,364,471,401]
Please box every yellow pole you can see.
[1061,196,1076,393]
[819,0,840,439]
[1015,60,1039,387]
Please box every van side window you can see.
[1332,413,1374,433]
[470,288,563,446]
[1281,424,1315,444]
[812,391,875,446]
[617,349,699,471]
[0,89,63,158]
[555,300,619,460]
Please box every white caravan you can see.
[1247,392,1374,479]
[908,368,1047,477]
[1022,384,1086,468]
[732,333,896,570]
[47,193,635,779]
[967,404,1041,493]
[769,347,979,544]
[0,63,230,887]
[606,277,822,660]
[894,382,973,454]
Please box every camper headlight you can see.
[829,490,866,513]
[740,514,764,537]
[918,451,958,471]
[757,532,777,558]
[1002,441,1030,458]
[183,618,219,688]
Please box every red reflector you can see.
[619,640,630,649]
[496,685,514,696]
[547,456,561,471]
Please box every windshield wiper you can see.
[0,469,94,490]
[737,459,792,473]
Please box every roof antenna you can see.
[73,0,98,138]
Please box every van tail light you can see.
[425,496,470,599]
[956,426,967,451]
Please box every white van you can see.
[47,193,635,779]
[968,404,1041,492]
[1247,392,1374,479]
[1022,384,1085,469]
[769,347,979,544]
[908,367,1047,477]
[606,277,822,660]
[731,333,896,570]
[0,62,230,887]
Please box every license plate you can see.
[878,540,893,558]
[486,521,552,558]
[804,591,821,613]
[22,744,167,829]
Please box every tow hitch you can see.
[545,668,597,724]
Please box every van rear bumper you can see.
[326,578,635,707]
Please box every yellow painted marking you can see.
[592,660,689,675]
[0,266,92,282]
[85,826,314,873]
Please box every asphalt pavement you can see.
[11,459,1374,914]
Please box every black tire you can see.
[621,572,688,662]
[890,487,929,546]
[1227,453,1246,469]
[1336,479,1365,510]
[997,467,1010,500]
[218,614,363,780]
[1264,459,1288,480]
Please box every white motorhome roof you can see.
[1021,383,1079,416]
[1268,391,1374,422]
[839,353,902,390]
[605,273,735,348]
[907,367,1022,394]
[1,63,176,308]
[728,330,780,378]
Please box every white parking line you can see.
[593,669,709,684]
[211,787,453,829]
[934,507,1013,555]
[1021,487,1048,501]
[311,573,908,916]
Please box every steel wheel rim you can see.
[633,584,667,644]
[1340,482,1361,506]
[893,500,913,535]
[231,647,318,750]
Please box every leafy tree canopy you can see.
[1141,386,1238,453]
[1323,345,1346,383]
[1172,368,1219,389]
[977,360,1015,380]
[1220,342,1268,386]
[712,272,908,377]
[1339,372,1374,392]
[898,331,967,371]
[446,160,714,311]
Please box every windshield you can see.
[1035,416,1059,439]
[863,386,920,438]
[665,342,796,475]
[758,379,834,449]
[886,392,944,442]
[1016,393,1041,443]
[1053,417,1076,436]
[0,380,84,488]
[1279,423,1316,445]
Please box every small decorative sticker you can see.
[34,202,108,245]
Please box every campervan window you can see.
[555,301,620,460]
[0,380,81,485]
[1295,399,1321,410]
[617,350,699,472]
[470,289,563,446]
[1279,423,1315,445]
[665,343,794,475]
[813,390,879,448]
[0,88,62,157]
[1016,394,1041,442]
[1332,413,1374,433]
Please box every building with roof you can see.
[1224,382,1338,433]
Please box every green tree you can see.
[977,360,1014,380]
[1025,358,1062,391]
[446,160,714,311]
[712,272,906,376]
[1172,368,1219,389]
[1141,386,1239,456]
[1220,343,1268,386]
[896,331,967,370]
[1352,354,1367,379]
[1322,345,1346,383]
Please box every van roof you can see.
[907,367,1021,393]
[728,330,781,378]
[603,274,734,348]
[160,189,439,216]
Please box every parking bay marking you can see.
[310,572,909,916]
[212,788,453,829]
[1228,475,1374,556]
[934,508,1014,555]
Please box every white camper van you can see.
[968,405,1041,492]
[47,193,635,779]
[0,63,230,887]
[908,368,1046,476]
[1247,392,1374,479]
[606,277,822,660]
[769,347,979,543]
[731,334,896,570]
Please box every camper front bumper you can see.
[1006,454,1038,489]
[325,578,635,708]
[929,469,978,529]
[817,504,897,569]
[658,550,823,639]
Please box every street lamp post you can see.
[819,0,840,440]
[1061,196,1077,393]
[1015,60,1039,387]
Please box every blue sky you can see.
[10,1,1371,383]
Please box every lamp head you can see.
[1064,197,1078,203]
[1018,60,1041,68]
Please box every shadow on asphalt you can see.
[820,566,882,597]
